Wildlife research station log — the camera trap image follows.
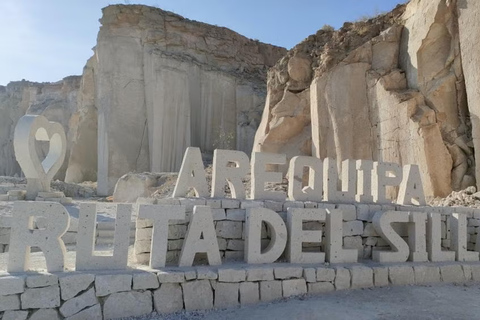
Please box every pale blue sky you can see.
[0,0,406,85]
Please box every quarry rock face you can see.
[253,0,479,200]
[0,5,285,195]
[92,5,286,195]
[0,78,81,180]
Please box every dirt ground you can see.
[127,283,480,320]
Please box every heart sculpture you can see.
[14,115,67,199]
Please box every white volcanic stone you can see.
[59,273,94,301]
[59,287,97,318]
[2,310,28,320]
[0,295,20,312]
[103,291,152,320]
[29,309,61,320]
[95,274,132,297]
[26,274,58,288]
[350,266,373,289]
[133,272,160,290]
[21,285,61,309]
[282,279,307,297]
[259,281,282,302]
[389,266,415,286]
[0,276,25,295]
[218,268,246,282]
[214,282,239,308]
[64,304,101,320]
[182,280,214,311]
[308,282,335,294]
[157,271,185,283]
[274,266,303,280]
[239,282,259,305]
[154,283,183,314]
[414,265,441,284]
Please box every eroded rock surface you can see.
[253,0,478,200]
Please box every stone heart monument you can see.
[13,115,67,199]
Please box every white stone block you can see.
[282,279,307,297]
[0,276,25,295]
[389,266,414,286]
[408,211,428,262]
[173,147,209,197]
[157,271,185,283]
[440,265,466,283]
[413,265,440,284]
[428,213,456,262]
[325,209,358,263]
[95,274,132,297]
[286,208,325,264]
[397,165,426,206]
[337,204,357,221]
[259,281,282,302]
[343,221,364,236]
[451,213,480,261]
[64,304,101,320]
[0,294,20,312]
[59,274,94,300]
[59,287,97,318]
[372,211,409,263]
[356,160,374,203]
[363,223,378,236]
[179,206,221,267]
[212,209,226,221]
[323,158,356,203]
[245,208,287,264]
[76,204,131,271]
[182,280,213,310]
[372,162,402,204]
[222,199,240,209]
[206,199,222,209]
[197,268,218,280]
[214,282,239,308]
[239,282,259,305]
[308,282,334,294]
[373,267,389,287]
[14,115,66,199]
[251,152,286,201]
[154,283,183,314]
[304,268,316,283]
[274,266,303,279]
[316,268,335,282]
[226,209,246,221]
[216,221,243,239]
[287,156,323,202]
[218,268,246,282]
[133,272,159,290]
[103,291,152,320]
[184,270,197,281]
[211,149,250,199]
[334,267,350,290]
[2,310,28,320]
[137,204,186,268]
[350,266,373,289]
[29,309,61,320]
[21,285,60,309]
[26,274,58,288]
[246,267,274,281]
[8,202,69,273]
[264,200,284,211]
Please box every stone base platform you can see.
[1,260,479,319]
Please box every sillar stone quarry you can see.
[2,0,480,319]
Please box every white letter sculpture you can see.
[14,115,67,199]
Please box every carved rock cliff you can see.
[253,0,479,200]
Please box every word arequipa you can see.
[3,148,479,274]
